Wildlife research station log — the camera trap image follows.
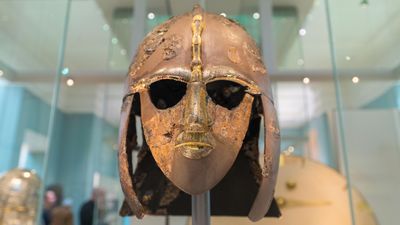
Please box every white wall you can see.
[335,109,400,225]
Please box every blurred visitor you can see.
[79,188,107,225]
[42,184,74,225]
[51,202,74,225]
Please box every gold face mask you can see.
[119,5,280,222]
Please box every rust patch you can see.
[121,96,132,112]
[262,155,273,177]
[227,46,241,64]
[163,34,183,60]
[128,16,178,82]
[243,41,267,74]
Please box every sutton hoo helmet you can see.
[118,5,281,222]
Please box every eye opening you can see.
[149,79,187,109]
[206,80,247,110]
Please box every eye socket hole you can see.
[206,80,246,109]
[149,79,187,109]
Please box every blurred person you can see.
[51,199,74,225]
[42,185,60,225]
[79,188,106,225]
[42,185,74,225]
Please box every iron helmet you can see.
[118,5,280,222]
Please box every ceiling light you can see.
[352,76,360,84]
[66,78,74,87]
[120,49,127,55]
[61,67,69,76]
[111,37,118,45]
[102,24,109,31]
[345,56,351,61]
[147,12,155,20]
[297,58,304,66]
[0,70,4,77]
[23,172,31,178]
[288,146,295,153]
[299,28,307,36]
[220,12,227,17]
[252,12,260,20]
[303,77,310,84]
[360,0,369,8]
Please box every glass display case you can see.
[0,0,398,225]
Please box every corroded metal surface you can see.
[248,95,281,221]
[118,4,280,221]
[174,12,212,160]
[118,95,144,218]
[162,34,183,60]
[0,169,41,225]
[140,91,253,193]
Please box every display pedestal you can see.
[191,191,210,225]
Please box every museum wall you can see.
[0,85,53,173]
[363,84,400,109]
[280,112,336,168]
[53,113,118,224]
[338,110,400,225]
[0,85,24,172]
[0,85,119,225]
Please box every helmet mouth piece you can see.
[175,131,215,159]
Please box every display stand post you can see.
[191,191,210,225]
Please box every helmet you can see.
[118,5,280,221]
[0,169,41,225]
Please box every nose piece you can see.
[174,12,214,160]
[175,80,215,159]
[186,113,210,133]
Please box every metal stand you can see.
[191,191,210,225]
[165,215,170,225]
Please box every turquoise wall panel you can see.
[0,86,23,172]
[309,113,336,169]
[16,88,53,175]
[56,113,94,220]
[0,86,119,223]
[280,112,335,169]
[52,113,118,224]
[363,84,400,109]
[46,110,64,185]
[281,126,307,156]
